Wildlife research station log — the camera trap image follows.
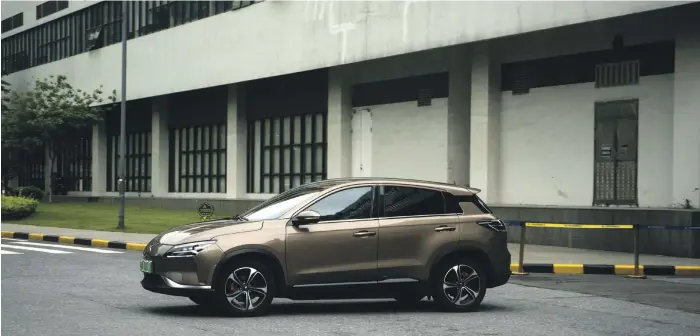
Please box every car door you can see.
[376,185,460,281]
[285,185,380,286]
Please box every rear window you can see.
[443,193,493,215]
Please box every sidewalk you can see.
[2,223,699,266]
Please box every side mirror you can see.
[292,210,321,226]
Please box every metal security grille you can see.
[17,149,45,189]
[247,113,327,194]
[595,60,640,88]
[169,124,227,193]
[593,100,639,206]
[107,132,152,192]
[58,137,93,191]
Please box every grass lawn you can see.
[7,202,226,234]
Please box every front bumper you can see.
[141,273,213,297]
[139,241,223,294]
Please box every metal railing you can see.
[504,220,700,279]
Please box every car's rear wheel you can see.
[431,257,487,312]
[214,259,276,317]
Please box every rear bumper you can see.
[141,273,214,297]
[488,246,511,288]
[488,269,511,288]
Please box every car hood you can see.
[153,219,264,245]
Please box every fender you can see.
[426,242,490,278]
[210,245,287,286]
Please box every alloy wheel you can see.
[442,264,480,306]
[224,266,268,311]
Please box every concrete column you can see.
[469,43,502,202]
[226,84,247,198]
[447,45,472,187]
[327,68,353,179]
[151,97,169,197]
[672,32,700,208]
[91,123,108,196]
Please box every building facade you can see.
[3,1,700,254]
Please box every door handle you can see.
[434,226,456,232]
[353,230,377,237]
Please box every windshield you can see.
[241,188,325,221]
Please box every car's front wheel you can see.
[214,259,276,317]
[431,257,487,312]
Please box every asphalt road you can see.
[2,238,700,336]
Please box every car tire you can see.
[431,256,487,312]
[214,258,276,317]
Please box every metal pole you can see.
[513,222,528,275]
[117,1,128,230]
[627,224,646,279]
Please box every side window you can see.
[306,186,374,222]
[444,193,464,214]
[444,193,492,215]
[383,186,445,218]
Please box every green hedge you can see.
[16,186,45,201]
[1,195,39,220]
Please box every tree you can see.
[2,75,117,202]
[1,78,10,111]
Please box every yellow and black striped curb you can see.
[3,230,699,276]
[510,264,700,276]
[1,230,146,251]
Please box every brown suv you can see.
[140,178,511,316]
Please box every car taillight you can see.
[477,219,507,232]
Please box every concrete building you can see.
[3,1,699,257]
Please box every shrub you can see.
[1,195,39,220]
[3,186,18,196]
[16,185,45,201]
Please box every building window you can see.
[247,113,327,194]
[1,13,23,33]
[169,124,227,193]
[36,1,69,20]
[107,132,152,192]
[58,137,92,192]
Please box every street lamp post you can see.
[117,1,128,230]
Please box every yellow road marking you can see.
[1,231,14,238]
[91,239,110,247]
[126,243,146,251]
[525,223,633,229]
[553,264,584,274]
[58,236,75,244]
[28,233,44,241]
[674,266,700,276]
[614,264,644,275]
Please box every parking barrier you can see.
[503,220,700,278]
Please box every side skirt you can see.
[282,279,429,301]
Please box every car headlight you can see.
[164,241,216,258]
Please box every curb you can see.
[1,230,146,252]
[510,263,700,276]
